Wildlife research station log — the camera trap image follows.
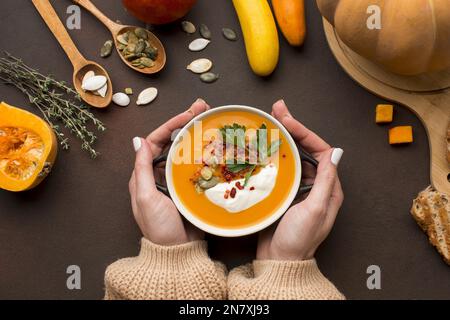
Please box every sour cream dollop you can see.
[205,164,278,213]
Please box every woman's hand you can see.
[129,99,209,246]
[257,100,344,261]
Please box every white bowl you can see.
[165,105,302,237]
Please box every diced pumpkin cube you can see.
[389,126,413,145]
[376,104,394,123]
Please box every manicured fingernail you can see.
[133,137,142,152]
[195,98,205,104]
[331,148,344,166]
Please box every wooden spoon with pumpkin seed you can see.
[72,0,166,74]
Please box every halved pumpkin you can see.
[0,102,58,192]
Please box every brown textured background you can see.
[0,0,448,300]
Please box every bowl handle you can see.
[152,147,319,198]
[153,154,170,196]
[296,147,319,196]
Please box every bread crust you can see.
[447,123,450,164]
[411,122,450,263]
[411,186,450,265]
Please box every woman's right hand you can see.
[129,99,209,246]
[257,100,344,261]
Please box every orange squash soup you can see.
[172,110,297,229]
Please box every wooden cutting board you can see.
[323,19,450,195]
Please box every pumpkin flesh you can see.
[0,102,57,192]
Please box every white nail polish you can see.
[133,137,142,152]
[331,148,344,166]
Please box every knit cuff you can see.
[137,238,210,270]
[104,238,227,300]
[253,259,325,287]
[227,259,345,300]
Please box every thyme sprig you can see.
[0,52,105,158]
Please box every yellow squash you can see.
[233,0,279,76]
[0,102,58,192]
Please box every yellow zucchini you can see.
[232,0,279,76]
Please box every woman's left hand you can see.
[129,99,209,246]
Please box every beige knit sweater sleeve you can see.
[104,239,344,300]
[104,238,227,300]
[228,260,345,300]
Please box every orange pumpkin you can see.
[317,0,450,75]
[0,102,58,192]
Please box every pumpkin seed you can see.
[125,53,139,61]
[181,21,196,34]
[112,92,130,107]
[140,57,155,68]
[82,71,95,85]
[127,31,138,45]
[200,72,219,83]
[100,40,113,58]
[195,184,204,194]
[117,43,127,51]
[82,75,107,91]
[125,88,133,95]
[200,167,214,180]
[198,177,219,189]
[187,58,213,74]
[189,38,211,52]
[199,24,211,39]
[97,83,108,98]
[134,27,148,40]
[144,46,158,60]
[117,33,128,45]
[222,28,237,41]
[131,59,142,67]
[137,87,158,106]
[135,39,146,54]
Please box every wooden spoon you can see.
[323,19,450,195]
[72,0,166,75]
[32,0,112,108]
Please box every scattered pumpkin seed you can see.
[112,92,130,107]
[199,24,211,39]
[125,88,133,95]
[100,40,113,58]
[187,58,213,74]
[137,87,158,106]
[181,20,196,34]
[189,38,211,52]
[200,72,219,83]
[200,167,214,180]
[222,28,237,41]
[134,27,148,40]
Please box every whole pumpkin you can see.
[317,0,450,75]
[122,0,197,25]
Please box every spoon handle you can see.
[72,0,122,34]
[32,0,86,69]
